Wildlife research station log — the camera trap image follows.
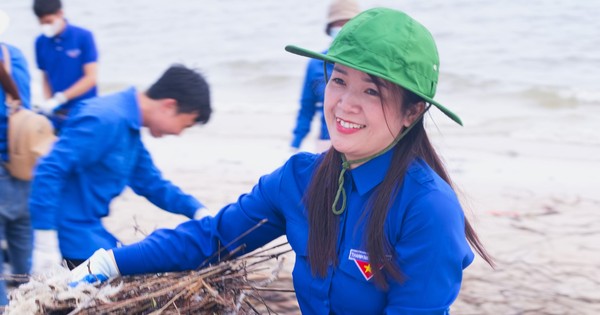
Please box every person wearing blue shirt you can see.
[290,0,359,152]
[32,0,98,132]
[29,64,213,273]
[0,14,34,306]
[72,8,494,314]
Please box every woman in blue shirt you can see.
[72,8,494,314]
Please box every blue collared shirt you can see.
[291,49,333,148]
[35,22,97,111]
[1,43,31,162]
[29,88,203,260]
[114,150,474,314]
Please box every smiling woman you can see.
[69,7,493,315]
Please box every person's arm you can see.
[69,160,292,283]
[54,29,98,103]
[127,144,204,219]
[41,71,52,99]
[384,191,474,313]
[46,31,98,107]
[61,61,97,101]
[291,60,322,149]
[30,114,114,272]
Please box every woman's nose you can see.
[337,91,359,113]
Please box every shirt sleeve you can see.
[29,115,115,229]
[114,162,289,275]
[127,144,203,219]
[384,190,474,314]
[80,29,98,64]
[34,36,45,71]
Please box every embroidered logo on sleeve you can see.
[66,49,81,58]
[349,249,373,281]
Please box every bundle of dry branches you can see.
[5,242,294,315]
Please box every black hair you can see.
[146,64,212,124]
[33,0,62,18]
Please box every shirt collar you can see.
[55,20,71,40]
[123,87,142,130]
[349,149,395,196]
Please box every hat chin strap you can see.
[331,104,432,215]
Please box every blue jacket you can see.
[291,50,333,149]
[29,88,203,260]
[1,43,31,162]
[114,150,474,314]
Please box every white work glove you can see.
[193,207,212,220]
[31,229,63,274]
[69,248,120,287]
[33,92,67,115]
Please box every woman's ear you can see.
[403,101,426,127]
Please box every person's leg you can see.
[6,213,33,278]
[0,216,7,306]
[0,168,12,306]
[5,177,32,278]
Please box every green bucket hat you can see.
[285,7,462,126]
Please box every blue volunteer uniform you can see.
[29,87,203,260]
[291,50,333,149]
[114,150,474,314]
[35,22,97,112]
[1,43,31,162]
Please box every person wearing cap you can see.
[70,8,494,314]
[29,64,213,273]
[0,10,34,306]
[32,0,98,133]
[290,0,360,152]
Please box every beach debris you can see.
[4,241,294,314]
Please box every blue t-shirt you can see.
[291,49,333,149]
[35,22,97,112]
[29,87,203,260]
[114,150,474,314]
[1,43,32,162]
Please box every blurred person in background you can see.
[0,10,33,307]
[290,0,360,152]
[32,0,98,133]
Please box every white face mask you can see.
[329,26,343,39]
[41,19,62,38]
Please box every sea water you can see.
[2,0,598,141]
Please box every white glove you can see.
[31,229,63,274]
[34,92,67,115]
[193,207,212,220]
[69,248,120,286]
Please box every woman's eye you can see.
[331,77,345,85]
[365,88,380,96]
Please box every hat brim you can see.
[285,45,463,126]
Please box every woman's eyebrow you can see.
[332,66,347,75]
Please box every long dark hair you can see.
[304,77,494,289]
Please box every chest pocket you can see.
[338,247,376,282]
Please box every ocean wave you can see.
[439,72,600,107]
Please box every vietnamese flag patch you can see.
[349,249,373,281]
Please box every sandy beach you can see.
[101,91,600,314]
